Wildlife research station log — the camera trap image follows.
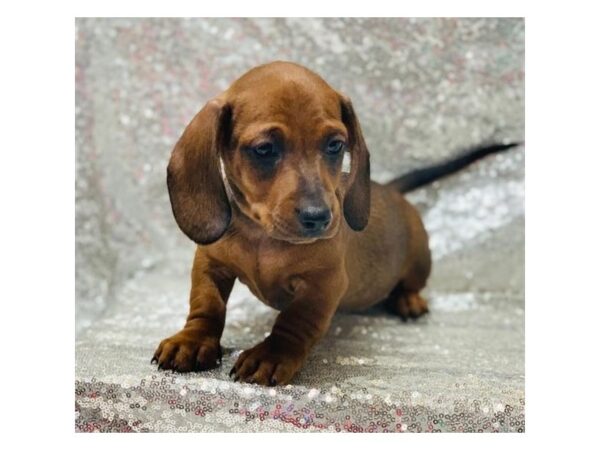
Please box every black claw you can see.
[151,357,158,364]
[269,377,277,386]
[158,363,164,370]
[233,374,240,382]
[229,367,236,377]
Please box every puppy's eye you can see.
[325,139,345,155]
[251,142,278,158]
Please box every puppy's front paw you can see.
[230,338,306,386]
[152,330,221,372]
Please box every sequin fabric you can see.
[75,18,524,432]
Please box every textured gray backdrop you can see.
[76,18,524,432]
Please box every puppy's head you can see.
[167,61,370,245]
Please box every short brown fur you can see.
[153,62,430,385]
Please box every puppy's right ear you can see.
[167,99,233,245]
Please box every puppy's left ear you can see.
[339,94,371,231]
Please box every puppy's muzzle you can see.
[295,204,332,236]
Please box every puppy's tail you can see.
[386,142,522,193]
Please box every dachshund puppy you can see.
[152,61,517,385]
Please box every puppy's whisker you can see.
[271,213,297,236]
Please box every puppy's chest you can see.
[221,241,302,310]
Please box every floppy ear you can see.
[166,99,233,245]
[339,95,371,231]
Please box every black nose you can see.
[296,206,332,235]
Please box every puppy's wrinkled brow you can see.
[238,123,289,147]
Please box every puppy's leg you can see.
[386,254,431,320]
[231,269,346,386]
[387,202,431,321]
[152,248,235,372]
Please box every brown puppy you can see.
[152,61,516,385]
